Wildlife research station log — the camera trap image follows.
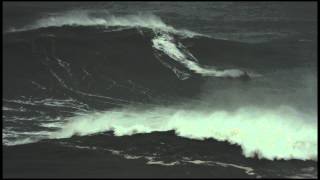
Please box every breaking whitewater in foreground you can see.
[3,8,317,178]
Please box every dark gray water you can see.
[3,2,318,178]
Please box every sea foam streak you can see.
[50,105,317,161]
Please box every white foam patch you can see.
[49,105,317,161]
[184,159,255,175]
[214,162,255,175]
[3,129,52,146]
[3,137,38,146]
[3,106,28,112]
[123,154,141,160]
[9,10,202,38]
[40,122,64,128]
[186,160,211,165]
[152,33,249,78]
[146,160,180,166]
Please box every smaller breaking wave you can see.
[49,105,317,161]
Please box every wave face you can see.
[3,8,317,164]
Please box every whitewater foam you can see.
[152,33,249,78]
[49,105,317,161]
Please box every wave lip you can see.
[8,10,203,38]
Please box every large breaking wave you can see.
[6,10,252,79]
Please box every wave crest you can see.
[9,10,202,38]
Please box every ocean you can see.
[3,2,318,178]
